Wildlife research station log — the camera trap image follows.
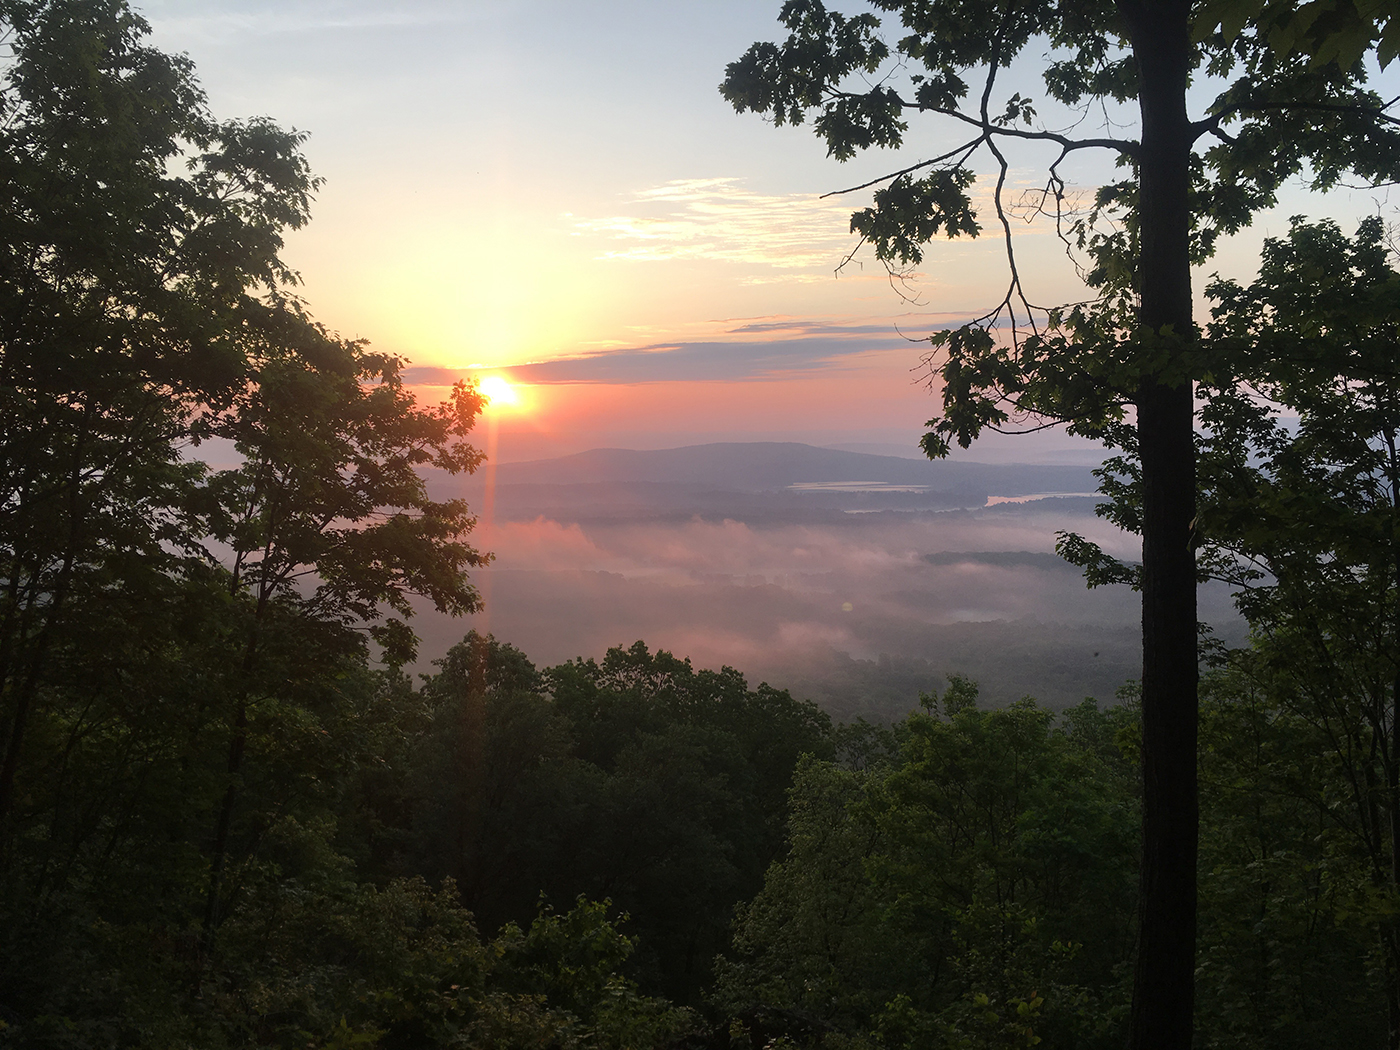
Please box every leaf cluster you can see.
[724,0,1400,466]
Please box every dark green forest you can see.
[4,1,1400,1047]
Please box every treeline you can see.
[377,636,832,1002]
[0,624,829,1045]
[721,671,1394,1049]
[5,622,1396,1047]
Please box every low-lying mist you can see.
[411,445,1242,720]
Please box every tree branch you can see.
[1191,97,1400,142]
[820,136,984,198]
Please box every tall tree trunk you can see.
[0,426,90,838]
[454,650,488,901]
[1125,4,1199,1048]
[201,698,247,948]
[201,612,264,949]
[1387,438,1400,1050]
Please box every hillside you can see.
[488,441,1100,493]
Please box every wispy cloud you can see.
[574,178,863,270]
[573,175,1052,275]
[145,0,476,37]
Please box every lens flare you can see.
[479,374,519,407]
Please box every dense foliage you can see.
[723,4,1400,1043]
[1069,215,1400,1045]
[370,635,833,1004]
[716,683,1140,1049]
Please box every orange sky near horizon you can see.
[416,346,1112,465]
[417,353,940,462]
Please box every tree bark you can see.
[201,697,247,948]
[201,613,264,949]
[1387,438,1400,1050]
[1124,5,1199,1048]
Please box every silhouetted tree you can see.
[723,5,1400,1041]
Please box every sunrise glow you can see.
[478,374,524,411]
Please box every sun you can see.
[478,374,520,407]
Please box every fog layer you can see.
[411,444,1241,719]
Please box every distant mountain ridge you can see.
[925,550,1082,571]
[490,442,1100,496]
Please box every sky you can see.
[140,0,1399,463]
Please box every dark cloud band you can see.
[403,318,969,386]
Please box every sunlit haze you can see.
[125,0,1379,692]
